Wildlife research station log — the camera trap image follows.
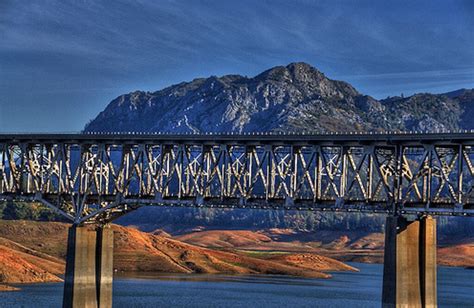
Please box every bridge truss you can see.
[1,132,474,224]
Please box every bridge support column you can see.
[382,216,437,308]
[96,227,114,308]
[63,226,114,308]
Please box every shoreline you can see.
[0,284,20,291]
[2,262,473,293]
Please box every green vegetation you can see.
[0,201,64,221]
[117,207,387,232]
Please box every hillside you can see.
[0,238,64,284]
[0,220,358,290]
[1,219,473,292]
[175,228,474,268]
[85,62,474,134]
[175,230,273,249]
[112,224,357,276]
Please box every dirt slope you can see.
[177,228,474,267]
[0,220,357,289]
[0,237,64,284]
[112,225,349,278]
[438,243,474,267]
[1,219,473,292]
[268,254,358,273]
[175,230,273,248]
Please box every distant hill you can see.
[85,62,474,133]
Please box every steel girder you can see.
[1,132,474,223]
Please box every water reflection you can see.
[0,263,472,308]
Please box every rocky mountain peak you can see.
[254,62,324,84]
[287,62,325,80]
[84,63,474,134]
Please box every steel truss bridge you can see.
[1,132,474,224]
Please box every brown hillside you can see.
[175,230,273,248]
[112,225,348,278]
[0,240,63,284]
[0,220,357,287]
[177,228,474,267]
[269,254,358,273]
[0,220,70,259]
[438,243,474,267]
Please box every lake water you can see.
[1,263,473,307]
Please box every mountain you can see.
[84,62,474,133]
[82,62,474,233]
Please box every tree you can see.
[0,202,5,219]
[2,201,34,220]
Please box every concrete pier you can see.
[63,226,114,308]
[96,227,114,308]
[382,216,437,308]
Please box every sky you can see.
[0,0,473,132]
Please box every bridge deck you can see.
[2,131,474,145]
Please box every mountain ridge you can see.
[86,62,474,134]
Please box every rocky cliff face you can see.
[84,62,474,133]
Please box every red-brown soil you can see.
[175,230,273,248]
[268,254,358,273]
[2,220,472,291]
[0,220,70,259]
[0,236,64,286]
[111,225,351,278]
[0,221,357,290]
[438,243,474,267]
[0,244,63,284]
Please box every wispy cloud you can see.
[0,0,473,131]
[341,68,474,80]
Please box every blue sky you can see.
[1,0,473,132]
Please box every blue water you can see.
[0,263,473,307]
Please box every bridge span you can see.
[2,131,474,307]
